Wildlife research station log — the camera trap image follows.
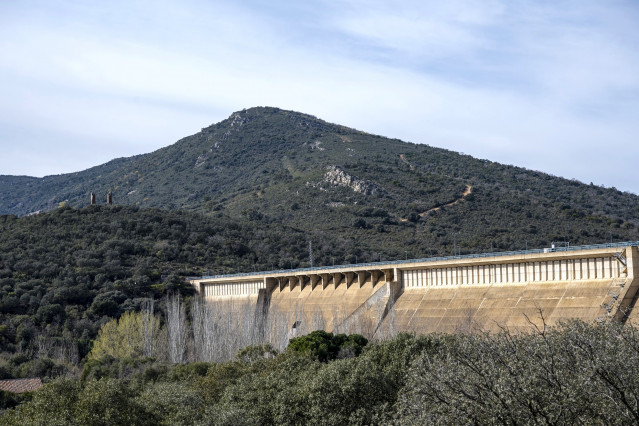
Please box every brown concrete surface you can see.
[389,278,627,334]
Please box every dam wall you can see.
[190,242,639,337]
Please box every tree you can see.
[88,311,160,361]
[35,304,65,325]
[166,294,188,363]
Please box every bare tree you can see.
[185,289,401,362]
[191,296,207,361]
[166,293,188,363]
[141,298,155,358]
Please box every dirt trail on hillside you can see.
[398,185,472,222]
[421,185,472,216]
[399,154,414,170]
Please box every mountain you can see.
[1,106,639,380]
[1,106,638,257]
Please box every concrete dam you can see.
[189,242,639,337]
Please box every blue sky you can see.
[1,0,638,193]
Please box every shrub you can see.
[287,330,367,362]
[74,379,154,426]
[0,379,81,425]
[35,304,65,325]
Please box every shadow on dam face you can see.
[190,243,639,342]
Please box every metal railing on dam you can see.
[187,241,639,282]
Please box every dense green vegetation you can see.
[0,205,369,380]
[3,321,639,424]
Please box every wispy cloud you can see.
[0,0,638,193]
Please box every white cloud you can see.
[0,0,638,194]
[328,0,505,57]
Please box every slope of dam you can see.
[190,242,639,337]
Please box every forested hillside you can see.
[1,201,638,382]
[0,205,367,380]
[2,107,638,256]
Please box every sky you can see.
[1,0,638,193]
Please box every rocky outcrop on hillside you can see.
[323,165,381,196]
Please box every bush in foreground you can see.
[4,322,639,424]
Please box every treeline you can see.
[3,320,639,424]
